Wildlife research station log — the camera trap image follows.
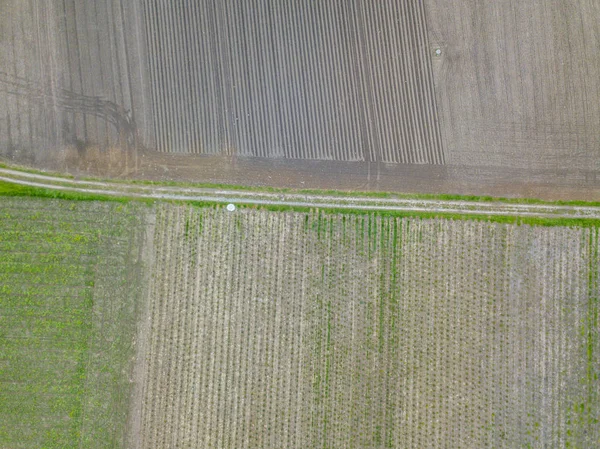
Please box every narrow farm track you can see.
[1,168,600,219]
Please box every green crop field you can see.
[0,194,599,448]
[0,198,148,448]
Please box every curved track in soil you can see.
[1,167,600,219]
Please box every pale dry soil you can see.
[133,205,600,449]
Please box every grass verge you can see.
[0,180,143,203]
[1,180,599,228]
[206,203,600,228]
[2,160,600,207]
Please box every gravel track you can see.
[1,168,600,219]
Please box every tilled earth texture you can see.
[1,1,600,199]
[135,205,600,449]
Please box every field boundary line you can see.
[1,168,600,220]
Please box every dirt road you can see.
[1,167,599,220]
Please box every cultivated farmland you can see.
[2,1,600,199]
[0,198,149,448]
[137,204,600,448]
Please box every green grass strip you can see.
[229,203,600,228]
[2,160,600,207]
[2,180,600,228]
[0,180,139,203]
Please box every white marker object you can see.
[226,203,236,212]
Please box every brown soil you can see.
[41,148,600,202]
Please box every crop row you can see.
[138,205,600,448]
[0,230,98,245]
[0,240,99,255]
[0,197,123,214]
[1,251,96,265]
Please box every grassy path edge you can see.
[0,168,600,227]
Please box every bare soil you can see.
[63,149,600,202]
[2,1,600,201]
